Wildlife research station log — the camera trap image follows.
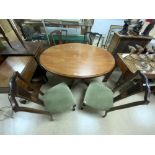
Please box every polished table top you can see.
[40,43,115,78]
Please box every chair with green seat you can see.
[83,32,102,47]
[50,30,67,46]
[8,71,76,120]
[81,71,150,117]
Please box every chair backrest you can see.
[84,32,102,47]
[50,30,67,46]
[103,70,151,117]
[8,71,44,112]
[104,25,123,48]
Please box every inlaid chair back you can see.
[82,71,151,117]
[84,32,102,47]
[50,30,67,46]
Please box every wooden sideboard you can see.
[107,32,152,56]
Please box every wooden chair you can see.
[50,30,67,46]
[81,71,150,117]
[104,25,123,48]
[8,72,76,120]
[83,32,102,47]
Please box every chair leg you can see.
[113,73,125,92]
[83,103,86,106]
[80,102,86,110]
[103,64,117,82]
[43,75,48,83]
[49,114,54,121]
[82,79,89,86]
[69,79,75,88]
[103,72,112,82]
[8,109,14,119]
[72,104,76,111]
[16,106,50,115]
[102,111,108,118]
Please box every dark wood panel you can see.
[0,56,6,64]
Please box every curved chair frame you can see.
[50,30,67,46]
[82,71,151,117]
[8,72,76,120]
[84,32,102,47]
[104,71,150,117]
[8,72,51,117]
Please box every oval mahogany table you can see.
[39,43,115,79]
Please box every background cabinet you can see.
[107,32,152,55]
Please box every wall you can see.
[45,19,125,36]
[91,19,124,34]
[91,19,124,44]
[91,19,155,45]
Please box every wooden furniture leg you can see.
[103,64,117,82]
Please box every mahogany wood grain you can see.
[40,43,115,78]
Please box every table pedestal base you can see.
[69,79,89,88]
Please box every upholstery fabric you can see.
[84,82,114,110]
[42,83,75,113]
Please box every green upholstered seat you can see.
[84,82,114,111]
[50,35,84,43]
[42,83,75,113]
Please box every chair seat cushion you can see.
[42,83,75,113]
[84,82,114,110]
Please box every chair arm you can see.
[113,70,150,103]
[9,71,44,96]
[139,71,151,103]
[103,100,149,117]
